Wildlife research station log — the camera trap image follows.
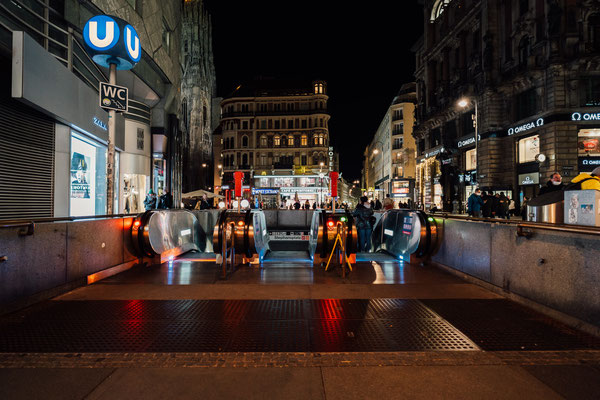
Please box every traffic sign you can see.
[99,82,128,112]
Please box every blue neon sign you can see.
[83,15,141,70]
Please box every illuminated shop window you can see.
[518,135,540,163]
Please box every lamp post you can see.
[371,140,386,201]
[458,97,478,183]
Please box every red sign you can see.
[233,171,244,197]
[329,171,339,197]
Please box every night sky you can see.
[205,1,424,181]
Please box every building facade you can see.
[414,0,600,212]
[363,84,417,202]
[217,78,332,208]
[180,0,217,193]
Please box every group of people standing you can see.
[143,189,173,211]
[467,189,516,219]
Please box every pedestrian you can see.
[294,199,301,210]
[467,189,484,217]
[508,197,515,218]
[374,198,383,210]
[353,196,374,252]
[158,189,173,209]
[143,189,157,211]
[194,194,210,210]
[312,202,317,210]
[304,199,310,210]
[521,196,529,221]
[481,191,492,218]
[383,193,395,210]
[498,192,509,219]
[538,172,565,195]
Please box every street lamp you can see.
[371,140,386,200]
[458,97,478,185]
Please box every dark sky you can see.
[205,1,424,181]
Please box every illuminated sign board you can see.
[425,146,444,158]
[507,118,544,135]
[518,172,539,185]
[572,112,600,121]
[578,156,600,171]
[251,188,278,195]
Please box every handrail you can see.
[429,212,600,236]
[0,213,139,227]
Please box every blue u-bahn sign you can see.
[83,15,141,70]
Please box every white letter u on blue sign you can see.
[124,25,141,62]
[84,15,119,51]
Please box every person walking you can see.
[143,189,157,211]
[304,199,310,210]
[521,196,529,221]
[498,192,509,219]
[383,194,395,210]
[481,191,493,218]
[294,199,301,210]
[467,189,484,217]
[353,196,374,252]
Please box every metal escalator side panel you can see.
[213,209,227,256]
[320,210,328,258]
[251,210,269,262]
[145,209,201,257]
[344,210,358,255]
[414,211,430,258]
[244,209,253,258]
[308,209,320,260]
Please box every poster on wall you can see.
[70,135,97,217]
[70,152,90,199]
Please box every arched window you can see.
[288,136,295,146]
[590,14,600,51]
[518,36,530,66]
[260,135,267,147]
[430,0,451,22]
[319,135,324,145]
[274,135,281,146]
[301,135,308,146]
[313,135,319,145]
[242,135,249,148]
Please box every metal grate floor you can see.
[0,299,596,353]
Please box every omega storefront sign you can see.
[507,118,544,136]
[572,112,600,121]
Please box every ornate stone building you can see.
[181,0,217,193]
[217,78,331,207]
[413,0,600,212]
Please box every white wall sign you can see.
[507,118,544,135]
[572,112,600,121]
[518,172,539,185]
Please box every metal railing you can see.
[0,0,107,93]
[429,212,600,237]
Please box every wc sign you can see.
[99,82,128,112]
[83,15,141,70]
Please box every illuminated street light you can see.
[202,163,207,167]
[457,98,469,108]
[372,149,379,155]
[218,164,222,169]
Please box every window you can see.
[162,18,171,53]
[430,0,451,21]
[518,135,540,163]
[520,0,528,15]
[260,135,267,147]
[515,89,538,120]
[70,133,107,216]
[242,120,248,129]
[260,120,266,129]
[288,136,295,146]
[301,135,307,146]
[242,154,248,166]
[590,14,600,51]
[581,78,600,106]
[242,136,249,148]
[465,148,477,170]
[301,155,307,165]
[319,135,324,145]
[274,136,280,146]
